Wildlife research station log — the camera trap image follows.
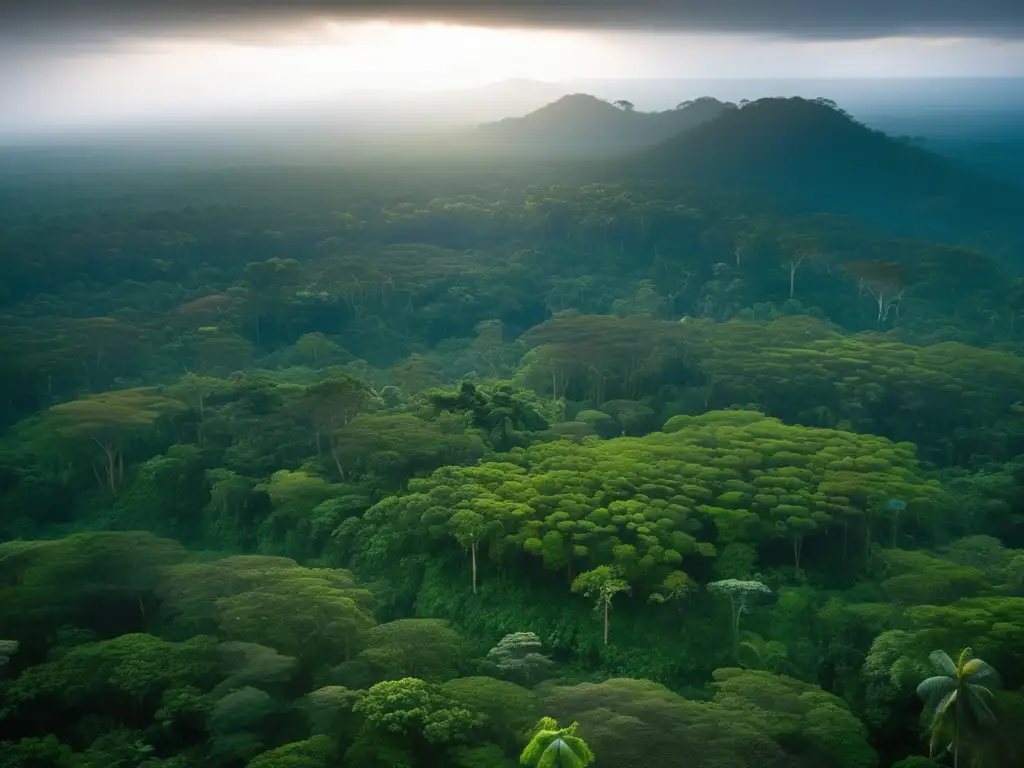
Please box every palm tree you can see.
[520,717,595,768]
[916,647,1001,768]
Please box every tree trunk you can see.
[95,438,120,496]
[105,454,115,495]
[327,433,345,478]
[603,599,609,645]
[953,707,959,768]
[471,540,478,595]
[730,594,741,659]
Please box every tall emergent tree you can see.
[846,259,908,327]
[571,566,629,646]
[243,257,302,344]
[916,647,1001,768]
[22,388,185,495]
[520,717,594,768]
[449,508,500,595]
[778,232,821,299]
[707,579,773,659]
[291,373,375,476]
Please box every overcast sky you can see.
[3,1,1024,138]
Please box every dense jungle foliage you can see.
[2,157,1024,768]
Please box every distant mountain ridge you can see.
[623,96,1024,249]
[473,94,735,157]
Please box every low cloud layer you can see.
[4,0,1024,44]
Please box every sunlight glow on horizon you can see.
[3,19,1024,136]
[1,22,603,132]
[131,21,600,92]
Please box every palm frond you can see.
[962,658,1002,689]
[534,717,559,733]
[765,640,789,659]
[521,719,593,768]
[928,717,951,758]
[737,639,761,656]
[930,688,958,728]
[964,684,998,727]
[917,675,955,704]
[559,734,596,763]
[520,725,561,766]
[929,649,957,677]
[537,738,590,768]
[520,739,553,765]
[968,682,997,701]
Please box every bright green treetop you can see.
[519,717,595,768]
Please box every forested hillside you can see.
[2,144,1024,768]
[628,97,1024,249]
[475,94,734,156]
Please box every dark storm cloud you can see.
[2,0,1023,45]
